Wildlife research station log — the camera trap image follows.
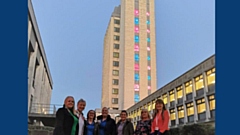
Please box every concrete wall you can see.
[28,126,54,135]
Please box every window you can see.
[113,61,119,67]
[135,64,139,71]
[114,27,120,32]
[207,68,215,85]
[135,74,139,81]
[177,106,184,118]
[186,102,194,116]
[135,18,139,24]
[147,76,151,80]
[146,20,150,24]
[147,56,151,61]
[197,98,206,113]
[114,35,120,41]
[112,98,118,104]
[147,38,150,42]
[195,75,204,90]
[177,86,183,99]
[135,54,139,61]
[170,109,176,120]
[112,89,118,94]
[163,94,167,105]
[209,95,215,110]
[114,44,119,49]
[113,52,119,58]
[114,19,120,24]
[134,45,139,51]
[134,84,139,91]
[135,35,139,42]
[112,79,119,85]
[134,94,140,102]
[112,70,119,76]
[148,103,152,111]
[169,90,175,102]
[185,81,193,94]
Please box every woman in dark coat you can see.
[53,96,79,135]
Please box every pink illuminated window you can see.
[135,10,139,16]
[135,26,139,33]
[147,29,150,33]
[135,64,139,70]
[134,84,140,91]
[147,66,151,70]
[147,47,150,51]
[146,12,150,16]
[134,45,139,51]
[148,86,151,90]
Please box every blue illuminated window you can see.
[146,20,150,24]
[135,54,139,61]
[147,56,151,61]
[148,76,151,80]
[135,18,139,24]
[147,38,150,42]
[134,94,140,102]
[135,35,139,42]
[135,74,139,81]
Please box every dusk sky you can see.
[31,0,215,114]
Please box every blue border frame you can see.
[0,0,28,134]
[216,0,240,135]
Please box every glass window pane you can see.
[178,110,184,118]
[197,103,206,113]
[187,107,194,116]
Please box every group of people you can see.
[53,96,169,135]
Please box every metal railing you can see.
[29,103,62,115]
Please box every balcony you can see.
[198,112,206,121]
[188,115,194,123]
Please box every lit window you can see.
[146,12,150,16]
[187,103,194,116]
[195,75,204,90]
[147,29,150,33]
[147,66,151,70]
[135,10,139,16]
[134,45,139,51]
[112,89,118,94]
[178,106,184,118]
[147,47,150,51]
[135,74,139,81]
[134,94,140,102]
[146,20,150,24]
[135,35,139,42]
[197,98,206,113]
[177,86,183,99]
[147,38,150,42]
[147,56,151,61]
[185,81,193,94]
[134,84,140,91]
[135,64,139,71]
[163,94,167,105]
[209,95,215,110]
[135,18,139,24]
[207,68,215,85]
[148,86,151,90]
[170,109,176,120]
[148,76,151,80]
[148,104,152,111]
[112,70,119,76]
[113,52,119,58]
[135,26,139,33]
[169,91,175,102]
[135,54,139,61]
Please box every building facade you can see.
[28,0,53,114]
[119,0,157,110]
[127,55,215,128]
[101,6,121,109]
[102,0,157,110]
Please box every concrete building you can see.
[126,55,215,128]
[102,0,157,110]
[28,0,53,114]
[101,5,121,110]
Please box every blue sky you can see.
[31,0,215,114]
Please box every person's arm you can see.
[53,108,65,135]
[160,110,170,133]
